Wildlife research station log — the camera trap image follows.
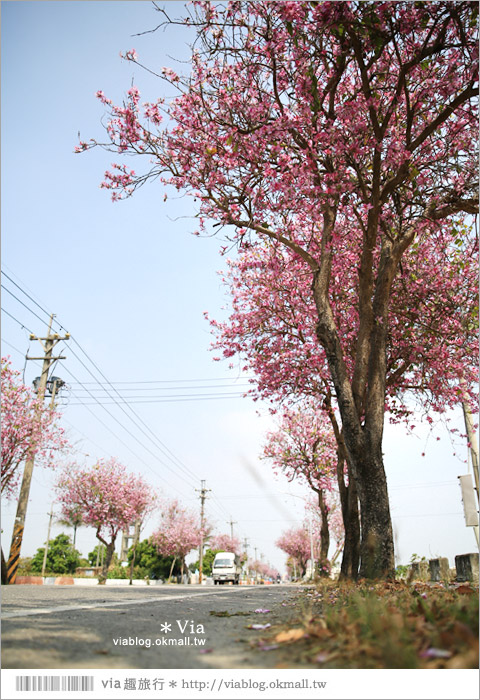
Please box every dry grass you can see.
[252,579,479,669]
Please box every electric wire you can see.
[68,377,253,385]
[63,341,201,485]
[1,307,34,334]
[2,275,206,487]
[1,282,51,327]
[1,338,25,356]
[60,363,197,497]
[70,382,251,392]
[1,285,201,492]
[60,364,198,490]
[1,269,52,320]
[66,393,246,405]
[2,276,275,544]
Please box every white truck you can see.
[212,551,242,585]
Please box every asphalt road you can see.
[2,584,300,669]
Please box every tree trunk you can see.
[339,472,360,580]
[314,267,396,579]
[168,556,177,583]
[97,539,115,584]
[354,442,395,579]
[331,432,361,580]
[316,489,330,576]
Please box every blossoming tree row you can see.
[78,1,478,578]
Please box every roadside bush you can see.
[31,533,81,574]
[127,539,180,580]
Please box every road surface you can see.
[2,584,300,669]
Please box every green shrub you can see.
[30,533,81,574]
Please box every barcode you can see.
[15,676,94,692]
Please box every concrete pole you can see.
[129,519,141,585]
[7,315,69,584]
[41,506,55,577]
[228,517,237,540]
[462,400,479,503]
[196,481,210,584]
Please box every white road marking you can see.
[1,586,285,620]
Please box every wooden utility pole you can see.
[195,480,210,584]
[6,315,69,584]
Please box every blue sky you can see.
[1,1,477,574]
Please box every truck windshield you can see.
[214,559,233,567]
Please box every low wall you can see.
[14,577,162,586]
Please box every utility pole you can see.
[243,538,249,581]
[462,400,480,504]
[254,546,258,584]
[195,480,211,584]
[6,315,69,584]
[129,519,141,585]
[41,504,55,577]
[227,517,237,540]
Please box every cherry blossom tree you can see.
[276,527,314,578]
[79,1,478,578]
[263,404,340,575]
[305,493,345,574]
[210,533,242,556]
[56,458,156,583]
[150,499,206,581]
[2,357,69,584]
[207,229,477,578]
[1,357,69,500]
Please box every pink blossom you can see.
[2,357,70,500]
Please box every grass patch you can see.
[254,580,479,669]
[210,610,251,617]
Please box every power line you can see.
[0,284,203,488]
[65,393,246,405]
[1,275,253,522]
[1,307,34,334]
[60,364,197,497]
[1,277,52,325]
[60,364,198,490]
[69,383,251,392]
[2,291,201,491]
[67,378,253,385]
[1,278,202,492]
[1,269,53,320]
[1,338,26,356]
[65,339,201,484]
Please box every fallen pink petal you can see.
[420,648,452,659]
